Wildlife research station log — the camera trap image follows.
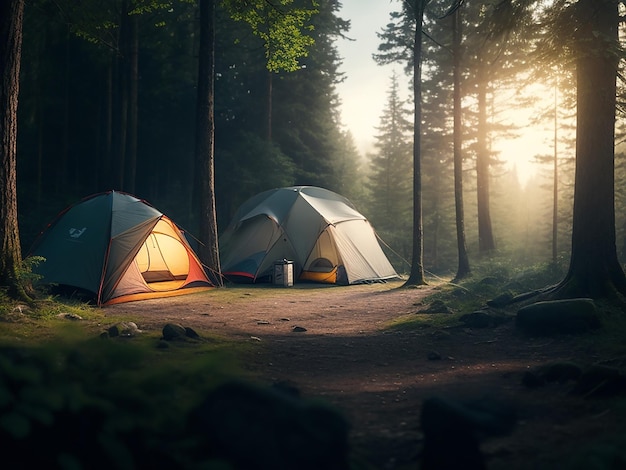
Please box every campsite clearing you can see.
[107,281,625,469]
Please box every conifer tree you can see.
[552,0,626,298]
[367,72,413,262]
[0,0,29,301]
[493,0,626,301]
[375,0,430,286]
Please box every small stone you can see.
[162,323,187,340]
[57,312,83,321]
[459,312,492,328]
[428,351,442,361]
[185,327,200,339]
[292,326,307,333]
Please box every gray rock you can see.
[162,323,187,340]
[190,380,350,470]
[420,395,516,470]
[428,351,442,361]
[108,321,141,337]
[459,312,492,328]
[486,291,514,308]
[57,312,83,321]
[185,326,200,339]
[516,298,601,335]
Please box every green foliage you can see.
[216,132,296,225]
[222,0,318,72]
[53,0,179,46]
[366,73,413,243]
[0,256,45,310]
[18,0,354,240]
[0,335,240,468]
[388,261,567,331]
[18,256,44,287]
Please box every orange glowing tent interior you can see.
[28,191,213,306]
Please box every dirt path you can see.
[106,281,623,469]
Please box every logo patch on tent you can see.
[69,227,87,238]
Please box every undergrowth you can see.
[388,261,567,331]
[394,261,626,359]
[0,291,261,468]
[0,334,243,468]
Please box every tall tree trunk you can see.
[554,0,626,299]
[552,78,558,264]
[453,7,470,280]
[195,0,222,285]
[126,13,139,194]
[58,27,70,195]
[267,70,273,141]
[404,0,426,286]
[0,0,29,300]
[34,34,43,205]
[476,64,495,254]
[100,57,114,191]
[115,1,130,191]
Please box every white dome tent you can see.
[219,186,399,285]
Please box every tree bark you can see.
[552,78,558,264]
[453,7,470,280]
[115,0,130,191]
[195,0,222,285]
[552,0,626,300]
[100,56,114,191]
[476,65,495,254]
[405,0,426,286]
[267,70,273,141]
[0,0,29,300]
[126,12,139,194]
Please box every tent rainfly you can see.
[219,186,399,285]
[28,191,213,305]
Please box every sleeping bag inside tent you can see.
[219,186,399,285]
[28,191,213,305]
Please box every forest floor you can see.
[107,280,626,469]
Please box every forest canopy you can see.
[12,0,626,281]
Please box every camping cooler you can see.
[273,259,294,287]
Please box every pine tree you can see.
[367,72,413,262]
[553,0,626,298]
[375,0,430,286]
[0,0,29,301]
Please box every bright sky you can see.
[335,0,406,157]
[334,0,554,185]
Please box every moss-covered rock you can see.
[516,298,601,335]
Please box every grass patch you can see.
[0,334,242,468]
[0,290,267,468]
[389,261,566,332]
[0,287,354,469]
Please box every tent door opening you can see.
[300,227,342,283]
[134,220,190,291]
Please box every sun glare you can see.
[493,128,554,187]
[492,81,573,187]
